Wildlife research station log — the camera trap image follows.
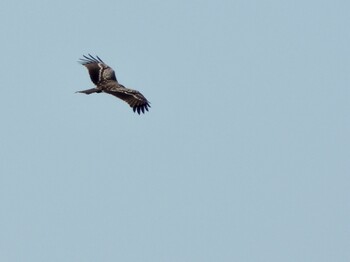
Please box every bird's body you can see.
[76,54,150,114]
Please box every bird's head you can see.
[102,66,117,82]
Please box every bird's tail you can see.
[75,88,102,95]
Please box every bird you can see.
[76,54,151,114]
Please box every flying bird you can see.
[76,54,150,114]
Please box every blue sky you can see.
[0,0,349,261]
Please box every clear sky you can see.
[0,0,349,261]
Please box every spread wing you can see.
[79,54,117,85]
[103,82,151,114]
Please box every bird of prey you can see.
[76,54,150,114]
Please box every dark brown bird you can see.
[76,54,150,114]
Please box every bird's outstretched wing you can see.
[79,54,117,85]
[103,82,151,114]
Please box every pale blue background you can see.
[0,0,349,261]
